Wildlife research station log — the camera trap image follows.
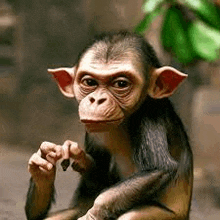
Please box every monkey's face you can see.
[48,40,187,133]
[73,51,146,132]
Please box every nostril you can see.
[89,97,95,103]
[98,98,107,105]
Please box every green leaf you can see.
[142,0,165,14]
[161,7,176,50]
[189,20,220,61]
[180,0,220,29]
[135,7,163,34]
[161,6,195,63]
[135,15,151,33]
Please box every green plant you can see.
[135,0,220,63]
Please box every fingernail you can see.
[47,163,53,170]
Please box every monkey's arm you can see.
[25,142,62,220]
[25,178,55,220]
[79,170,175,220]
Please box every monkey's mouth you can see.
[81,118,124,132]
[81,118,124,124]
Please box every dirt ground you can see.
[0,143,220,220]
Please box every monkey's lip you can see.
[81,118,124,133]
[81,118,124,124]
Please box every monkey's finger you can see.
[77,210,95,220]
[62,140,82,158]
[48,146,62,161]
[53,144,62,159]
[39,142,62,160]
[68,142,84,159]
[62,140,72,159]
[38,141,57,157]
[28,153,53,172]
[47,151,57,158]
[46,152,57,166]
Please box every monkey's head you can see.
[48,32,187,132]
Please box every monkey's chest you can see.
[111,154,137,178]
[93,132,137,178]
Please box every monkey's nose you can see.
[89,97,95,103]
[89,97,107,105]
[97,98,107,105]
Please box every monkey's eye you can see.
[112,78,131,89]
[81,77,98,87]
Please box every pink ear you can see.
[148,66,187,99]
[48,67,75,98]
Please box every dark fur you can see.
[25,31,193,220]
[76,31,161,77]
[69,97,193,219]
[25,179,55,219]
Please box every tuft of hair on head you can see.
[76,31,161,72]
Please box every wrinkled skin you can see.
[74,51,147,132]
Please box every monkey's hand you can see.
[61,140,94,173]
[77,206,115,220]
[28,141,62,186]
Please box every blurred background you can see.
[0,0,220,219]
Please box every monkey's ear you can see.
[48,67,75,98]
[148,66,187,99]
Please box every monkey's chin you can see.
[81,118,124,133]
